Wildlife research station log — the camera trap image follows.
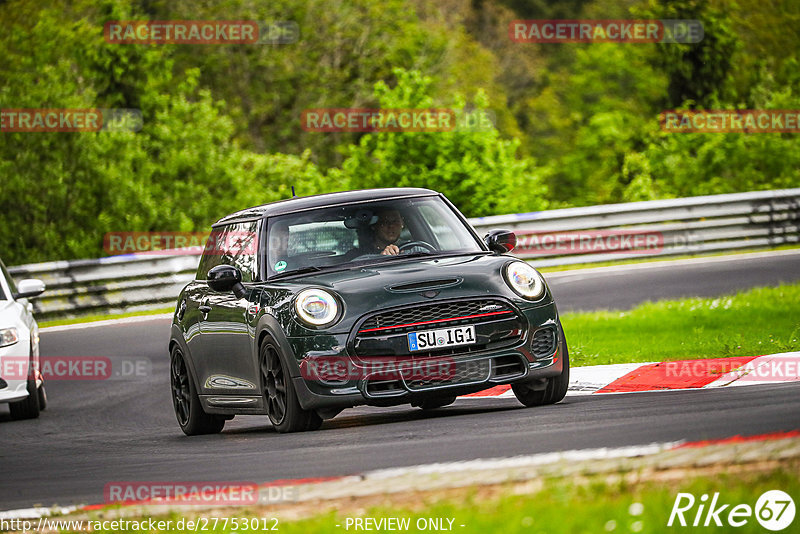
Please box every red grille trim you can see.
[357,310,514,333]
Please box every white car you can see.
[0,258,47,420]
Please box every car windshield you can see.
[265,196,484,278]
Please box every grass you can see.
[562,283,800,367]
[536,243,800,273]
[281,467,800,534]
[38,307,174,328]
[64,461,800,533]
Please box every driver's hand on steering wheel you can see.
[380,244,400,255]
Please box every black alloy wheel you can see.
[260,339,322,433]
[170,347,225,435]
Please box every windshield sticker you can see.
[274,261,287,272]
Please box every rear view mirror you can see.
[13,279,46,299]
[207,265,243,294]
[484,229,517,254]
[344,209,378,229]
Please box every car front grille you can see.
[358,299,514,333]
[352,298,524,358]
[360,353,528,397]
[404,358,491,391]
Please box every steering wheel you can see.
[398,240,436,254]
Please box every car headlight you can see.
[0,327,19,348]
[295,289,339,327]
[504,262,546,300]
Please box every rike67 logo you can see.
[668,490,795,531]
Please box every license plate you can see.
[408,325,476,352]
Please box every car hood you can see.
[298,253,505,288]
[0,300,23,328]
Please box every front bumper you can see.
[288,299,562,410]
[0,344,32,403]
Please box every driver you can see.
[369,209,405,255]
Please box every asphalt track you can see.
[1,251,799,510]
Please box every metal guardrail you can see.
[471,188,800,267]
[9,188,800,320]
[9,254,199,320]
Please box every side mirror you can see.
[207,265,243,294]
[13,279,46,300]
[484,229,517,254]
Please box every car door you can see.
[194,223,261,395]
[180,280,208,364]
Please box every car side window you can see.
[196,228,225,280]
[196,223,258,283]
[0,260,16,299]
[225,222,258,282]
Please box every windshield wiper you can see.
[377,251,436,263]
[270,265,324,279]
[397,251,434,259]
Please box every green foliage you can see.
[0,0,331,264]
[636,58,800,197]
[149,0,498,170]
[334,69,548,217]
[635,0,742,107]
[520,0,799,206]
[530,42,668,205]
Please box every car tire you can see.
[170,346,225,436]
[9,376,41,420]
[512,322,570,407]
[260,338,322,433]
[416,396,457,410]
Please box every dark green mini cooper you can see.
[169,188,569,434]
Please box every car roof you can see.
[213,188,440,227]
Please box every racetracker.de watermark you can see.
[513,230,665,256]
[300,356,471,382]
[301,108,496,133]
[665,357,800,382]
[661,110,800,133]
[103,231,257,256]
[1,356,150,381]
[510,19,703,43]
[104,20,298,44]
[104,482,265,505]
[0,108,142,132]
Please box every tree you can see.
[634,0,742,108]
[0,0,329,264]
[332,69,548,217]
